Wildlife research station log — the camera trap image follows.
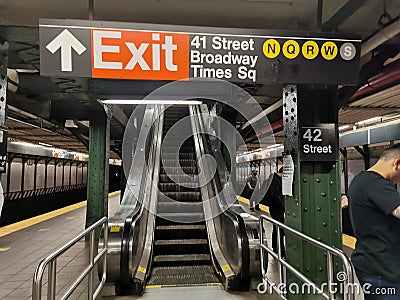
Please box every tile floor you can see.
[0,193,121,299]
[0,193,362,300]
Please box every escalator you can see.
[148,107,218,285]
[102,104,261,295]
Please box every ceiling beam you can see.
[322,0,371,31]
[111,104,128,127]
[67,127,89,150]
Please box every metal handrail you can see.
[259,215,355,300]
[32,217,108,300]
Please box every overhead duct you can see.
[240,98,283,131]
[7,68,19,92]
[361,18,400,57]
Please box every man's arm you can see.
[392,205,400,219]
[247,181,253,190]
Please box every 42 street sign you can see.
[39,19,361,84]
[300,124,338,162]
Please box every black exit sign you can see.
[300,124,337,161]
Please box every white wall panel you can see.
[10,162,22,192]
[36,163,46,189]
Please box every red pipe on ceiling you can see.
[245,119,283,142]
[351,60,400,99]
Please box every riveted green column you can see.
[85,105,111,228]
[220,106,237,189]
[283,85,342,299]
[0,41,8,177]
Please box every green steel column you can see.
[85,105,110,228]
[283,84,342,299]
[220,106,237,189]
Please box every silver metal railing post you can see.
[47,260,57,299]
[32,217,108,300]
[327,251,334,300]
[88,230,95,299]
[276,226,284,286]
[259,215,355,300]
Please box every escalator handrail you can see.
[193,105,250,282]
[119,105,163,285]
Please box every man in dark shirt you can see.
[262,167,285,258]
[246,167,258,211]
[348,144,400,299]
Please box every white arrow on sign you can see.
[46,29,87,72]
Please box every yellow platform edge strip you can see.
[0,190,121,238]
[237,195,356,250]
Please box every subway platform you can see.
[0,191,279,299]
[0,192,120,299]
[0,192,359,299]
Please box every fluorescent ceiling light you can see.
[340,118,400,136]
[15,69,39,73]
[339,125,350,131]
[39,142,52,147]
[101,100,202,105]
[355,116,382,126]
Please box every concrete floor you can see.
[0,193,364,299]
[0,192,121,299]
[100,284,278,300]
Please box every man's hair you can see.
[380,144,400,161]
[278,167,283,174]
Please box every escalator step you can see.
[160,192,201,202]
[156,224,205,230]
[162,141,193,147]
[158,212,204,223]
[162,158,196,163]
[153,254,211,264]
[158,183,200,192]
[157,202,203,213]
[161,166,197,174]
[155,225,206,240]
[161,160,197,167]
[162,153,195,159]
[155,239,208,246]
[162,146,193,151]
[159,175,197,183]
[148,265,218,286]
